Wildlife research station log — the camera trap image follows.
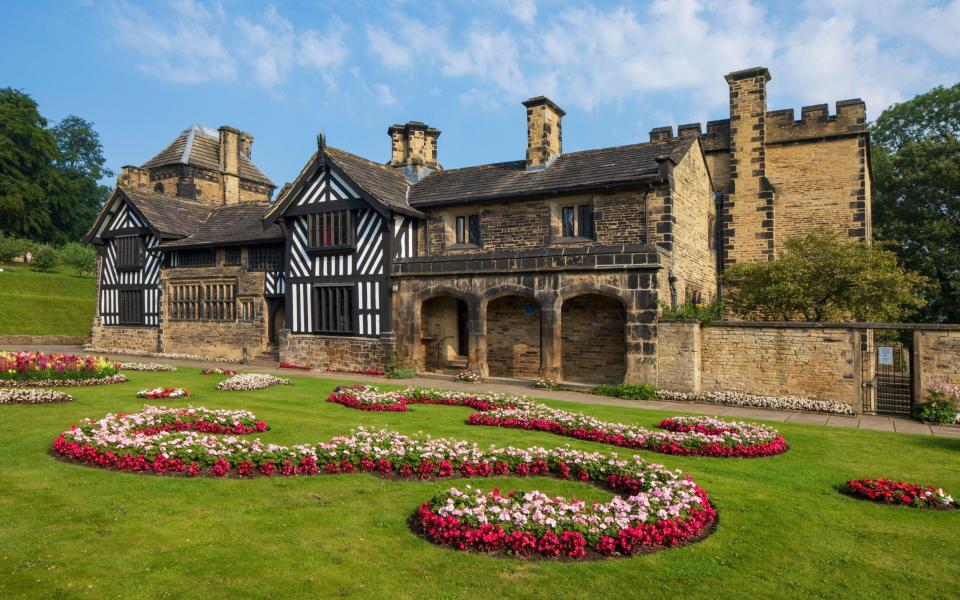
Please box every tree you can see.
[47,115,113,243]
[30,244,59,272]
[59,242,96,275]
[0,88,58,240]
[872,83,960,323]
[722,229,928,322]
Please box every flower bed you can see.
[136,387,190,399]
[279,362,312,370]
[840,478,956,509]
[456,370,481,382]
[118,363,178,372]
[0,374,128,387]
[83,347,240,363]
[200,368,237,376]
[216,373,290,391]
[328,386,787,458]
[656,389,855,415]
[0,389,72,405]
[324,367,385,376]
[52,410,715,558]
[1,351,119,383]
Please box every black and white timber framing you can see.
[269,154,420,337]
[90,196,161,326]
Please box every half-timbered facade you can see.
[85,66,872,386]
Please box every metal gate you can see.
[875,342,913,416]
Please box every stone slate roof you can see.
[325,147,420,216]
[407,136,693,207]
[155,202,284,250]
[119,187,213,238]
[142,124,275,187]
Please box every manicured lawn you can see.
[1,370,958,599]
[0,264,95,336]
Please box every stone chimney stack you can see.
[388,121,441,181]
[523,96,565,170]
[240,131,254,159]
[218,125,242,205]
[723,66,775,265]
[118,165,151,191]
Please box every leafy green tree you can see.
[59,241,96,275]
[30,244,59,272]
[871,83,960,323]
[48,115,113,242]
[722,229,928,322]
[0,88,58,240]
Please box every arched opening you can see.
[486,295,541,379]
[420,296,469,373]
[561,294,626,384]
[154,182,164,193]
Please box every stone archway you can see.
[485,295,541,379]
[560,294,626,384]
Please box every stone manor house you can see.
[85,67,871,385]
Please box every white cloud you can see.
[499,0,537,25]
[107,0,236,84]
[106,1,348,89]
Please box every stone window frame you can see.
[237,297,257,321]
[547,196,595,244]
[443,209,483,249]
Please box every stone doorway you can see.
[268,300,285,346]
[486,295,541,379]
[420,296,469,373]
[561,294,626,384]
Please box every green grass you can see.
[1,370,958,599]
[0,263,95,336]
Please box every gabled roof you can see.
[265,145,422,225]
[155,202,283,250]
[407,136,693,207]
[121,188,213,238]
[142,124,275,187]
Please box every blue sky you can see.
[4,0,959,189]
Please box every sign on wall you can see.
[878,346,894,366]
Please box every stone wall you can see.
[423,188,654,255]
[487,295,541,378]
[560,294,625,384]
[656,321,701,393]
[667,139,718,303]
[914,330,960,399]
[90,323,160,354]
[280,331,392,371]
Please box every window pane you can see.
[468,215,480,245]
[578,204,593,238]
[562,207,575,237]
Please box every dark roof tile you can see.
[155,202,283,249]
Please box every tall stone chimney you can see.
[218,125,241,205]
[723,67,775,266]
[523,96,565,170]
[387,121,440,181]
[240,131,254,159]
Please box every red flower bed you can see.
[200,368,237,376]
[324,367,386,376]
[841,478,956,509]
[279,362,312,370]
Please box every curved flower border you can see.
[136,387,190,399]
[52,406,715,559]
[201,368,237,376]
[328,386,787,458]
[0,374,128,388]
[216,373,289,391]
[119,363,178,372]
[1,389,72,405]
[840,478,957,510]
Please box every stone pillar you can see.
[540,306,562,381]
[468,303,488,377]
[218,126,241,205]
[723,66,774,266]
[625,309,657,385]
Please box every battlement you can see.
[765,99,866,143]
[648,119,730,152]
[647,98,865,150]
